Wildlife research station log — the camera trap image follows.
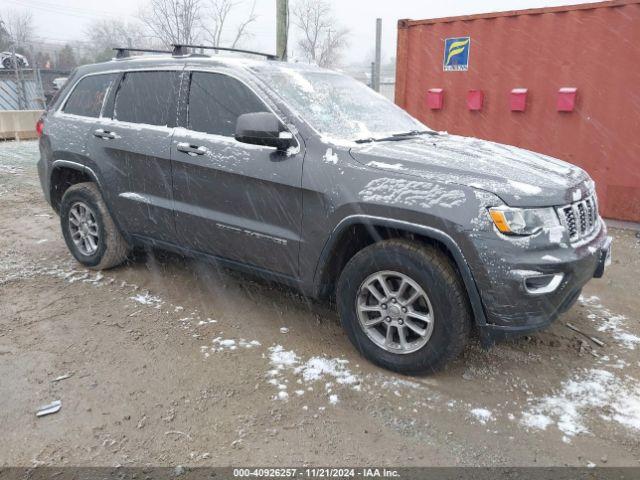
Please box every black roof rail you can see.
[171,44,279,61]
[113,47,173,59]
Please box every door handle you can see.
[93,129,116,140]
[176,142,207,156]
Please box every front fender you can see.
[312,214,488,327]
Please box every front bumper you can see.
[466,220,612,343]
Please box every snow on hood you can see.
[349,134,593,207]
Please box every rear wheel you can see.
[337,239,471,374]
[60,182,130,270]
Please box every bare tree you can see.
[139,0,202,47]
[86,19,159,60]
[85,19,152,61]
[86,19,149,51]
[202,0,258,48]
[291,0,348,68]
[56,44,77,70]
[0,10,36,50]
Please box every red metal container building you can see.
[395,0,640,222]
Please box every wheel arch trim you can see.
[51,160,102,188]
[50,160,131,243]
[313,214,487,327]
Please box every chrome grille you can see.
[557,194,599,243]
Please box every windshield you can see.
[251,66,429,143]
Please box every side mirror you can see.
[235,112,293,151]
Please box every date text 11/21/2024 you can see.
[232,468,400,477]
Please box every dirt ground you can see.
[1,140,639,468]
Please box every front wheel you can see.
[337,239,472,374]
[60,182,130,270]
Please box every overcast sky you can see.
[1,0,601,63]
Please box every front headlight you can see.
[488,206,560,235]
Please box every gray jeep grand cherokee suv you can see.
[37,49,612,374]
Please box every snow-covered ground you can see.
[2,140,640,466]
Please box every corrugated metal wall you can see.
[0,70,45,110]
[395,0,640,222]
[0,79,42,110]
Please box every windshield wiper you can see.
[354,130,438,144]
[392,129,439,138]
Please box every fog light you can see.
[523,273,564,295]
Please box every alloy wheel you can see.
[356,270,435,354]
[68,201,100,256]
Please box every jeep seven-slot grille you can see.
[557,194,599,243]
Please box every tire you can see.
[2,58,13,69]
[60,182,130,270]
[337,239,472,374]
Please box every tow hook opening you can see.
[524,273,564,295]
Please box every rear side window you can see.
[114,71,179,126]
[63,74,116,117]
[188,72,268,137]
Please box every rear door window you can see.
[187,72,268,137]
[63,74,116,117]
[114,71,179,126]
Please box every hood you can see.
[349,134,592,207]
